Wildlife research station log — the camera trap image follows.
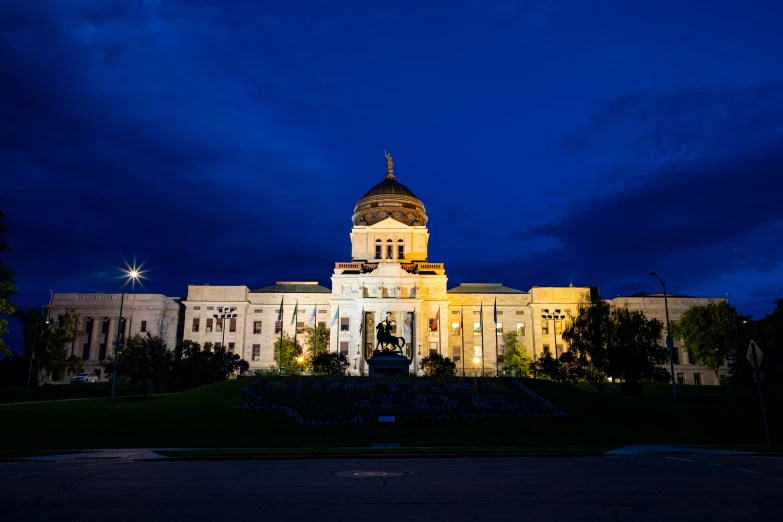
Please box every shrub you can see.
[420,353,457,377]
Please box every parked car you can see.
[71,372,99,383]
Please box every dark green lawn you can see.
[1,378,779,450]
[0,382,167,404]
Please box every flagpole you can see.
[494,298,499,376]
[293,300,298,361]
[438,306,441,356]
[480,302,485,376]
[279,297,283,373]
[461,305,465,377]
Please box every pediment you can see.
[365,217,414,231]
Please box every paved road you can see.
[1,455,782,520]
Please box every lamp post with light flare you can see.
[650,272,677,400]
[111,268,141,397]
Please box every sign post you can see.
[746,340,771,446]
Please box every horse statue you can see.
[375,320,406,353]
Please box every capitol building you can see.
[48,155,727,385]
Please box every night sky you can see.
[2,1,783,353]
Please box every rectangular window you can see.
[451,345,461,362]
[694,373,702,385]
[229,318,237,332]
[204,342,213,351]
[82,343,90,360]
[214,342,222,350]
[516,311,525,315]
[102,320,110,334]
[193,306,201,310]
[473,322,482,335]
[252,344,260,361]
[340,317,350,331]
[556,344,564,357]
[206,318,213,332]
[677,373,685,385]
[275,321,282,334]
[429,318,438,332]
[375,244,382,259]
[228,342,235,352]
[387,244,393,259]
[429,342,438,356]
[207,306,214,311]
[296,321,304,334]
[555,321,563,335]
[516,322,525,336]
[398,244,404,259]
[98,343,106,360]
[543,344,551,355]
[672,348,681,365]
[253,321,262,334]
[318,321,327,328]
[85,319,93,334]
[192,318,200,332]
[340,341,349,357]
[253,308,262,313]
[451,322,460,336]
[215,318,223,333]
[541,321,549,335]
[496,322,503,334]
[141,320,147,333]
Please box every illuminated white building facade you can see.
[48,158,726,384]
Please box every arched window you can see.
[375,239,382,260]
[386,239,393,260]
[397,239,404,260]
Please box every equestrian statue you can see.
[375,319,406,354]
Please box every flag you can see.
[311,305,317,327]
[480,302,484,330]
[291,300,298,325]
[359,307,364,333]
[436,307,440,331]
[332,306,339,326]
[493,298,497,324]
[277,298,283,321]
[460,305,463,331]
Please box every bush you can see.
[420,353,457,377]
[312,352,349,376]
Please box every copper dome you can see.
[352,170,428,226]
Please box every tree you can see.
[729,299,783,387]
[0,211,16,359]
[18,308,84,384]
[312,351,349,376]
[272,332,302,372]
[167,340,249,391]
[534,350,563,382]
[301,324,329,360]
[502,332,532,375]
[420,353,457,377]
[609,307,670,392]
[561,296,613,376]
[673,300,745,380]
[118,333,173,396]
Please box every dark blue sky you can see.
[2,0,783,351]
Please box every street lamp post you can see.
[542,310,567,358]
[650,272,677,400]
[111,269,140,397]
[214,307,238,379]
[27,317,49,388]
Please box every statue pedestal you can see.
[367,355,412,377]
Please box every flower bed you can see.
[236,377,567,425]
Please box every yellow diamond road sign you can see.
[746,341,764,369]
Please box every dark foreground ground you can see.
[1,455,781,521]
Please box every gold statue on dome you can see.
[384,150,394,173]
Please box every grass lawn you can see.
[1,377,780,450]
[0,382,168,404]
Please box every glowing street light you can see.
[111,261,146,397]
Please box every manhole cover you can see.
[334,470,406,478]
